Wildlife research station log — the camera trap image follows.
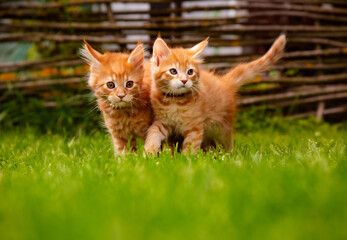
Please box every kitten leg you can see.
[217,128,233,151]
[130,139,137,152]
[182,125,204,154]
[227,134,233,151]
[111,135,128,155]
[144,120,169,154]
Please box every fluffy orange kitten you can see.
[144,35,286,154]
[81,41,152,155]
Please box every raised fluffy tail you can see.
[223,34,286,89]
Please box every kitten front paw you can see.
[144,144,159,156]
[114,149,126,157]
[182,146,199,155]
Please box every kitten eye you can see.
[169,68,177,75]
[126,81,134,88]
[106,82,115,89]
[187,69,194,75]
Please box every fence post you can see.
[316,101,325,122]
[106,2,126,50]
[315,18,324,121]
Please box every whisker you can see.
[84,102,100,117]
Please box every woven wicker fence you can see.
[1,0,347,120]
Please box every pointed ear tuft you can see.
[153,37,171,67]
[80,40,103,65]
[128,42,144,70]
[189,37,209,61]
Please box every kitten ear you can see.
[153,37,171,66]
[189,37,209,61]
[128,42,144,70]
[80,40,103,65]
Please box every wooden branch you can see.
[211,25,347,33]
[0,20,229,31]
[245,10,347,22]
[4,20,347,33]
[0,74,85,83]
[213,62,347,71]
[0,58,83,73]
[206,48,347,63]
[288,37,347,48]
[2,32,346,50]
[322,104,347,115]
[0,78,84,90]
[271,92,347,108]
[288,32,347,38]
[4,26,347,40]
[2,1,347,15]
[284,48,347,58]
[234,2,347,15]
[255,73,347,84]
[0,33,134,44]
[2,10,347,23]
[288,104,347,119]
[0,33,226,45]
[0,0,170,9]
[239,85,347,105]
[252,0,347,5]
[124,30,347,39]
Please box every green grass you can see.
[0,117,347,240]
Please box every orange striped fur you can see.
[81,41,152,155]
[144,35,286,154]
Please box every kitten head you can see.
[151,37,208,97]
[81,41,144,109]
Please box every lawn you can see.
[0,116,346,240]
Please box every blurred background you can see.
[1,0,347,131]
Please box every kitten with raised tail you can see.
[81,41,152,155]
[144,35,286,154]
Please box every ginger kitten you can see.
[81,41,152,155]
[144,35,286,154]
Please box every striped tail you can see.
[223,34,286,89]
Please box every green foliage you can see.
[268,70,280,78]
[236,106,284,132]
[0,118,346,240]
[0,92,100,134]
[0,79,93,130]
[27,44,41,61]
[0,42,32,62]
[284,68,300,77]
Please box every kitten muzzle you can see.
[110,101,131,109]
[162,91,191,98]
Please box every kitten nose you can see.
[181,79,188,85]
[118,94,125,99]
